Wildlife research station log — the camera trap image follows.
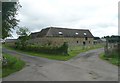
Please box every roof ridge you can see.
[30,27,94,38]
[46,27,89,30]
[45,27,52,36]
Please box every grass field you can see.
[100,53,120,66]
[3,44,103,61]
[2,53,25,77]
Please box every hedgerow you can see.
[14,42,69,55]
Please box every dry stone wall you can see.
[27,37,94,47]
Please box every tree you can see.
[2,2,21,39]
[16,27,30,49]
[94,37,100,40]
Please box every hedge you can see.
[14,42,69,55]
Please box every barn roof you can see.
[30,27,94,38]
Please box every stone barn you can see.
[28,27,94,46]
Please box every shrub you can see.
[58,42,68,55]
[15,42,69,55]
[15,41,20,49]
[104,48,119,58]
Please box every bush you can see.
[15,42,69,55]
[100,53,120,66]
[15,41,20,49]
[104,48,119,58]
[58,42,68,55]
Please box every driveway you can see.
[2,48,118,81]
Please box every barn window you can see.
[83,41,86,45]
[85,37,88,40]
[75,32,79,35]
[89,41,90,43]
[58,32,63,35]
[77,41,79,43]
[84,32,87,36]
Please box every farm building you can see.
[28,27,94,46]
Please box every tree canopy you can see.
[15,27,30,49]
[16,27,30,37]
[104,35,120,43]
[2,2,21,39]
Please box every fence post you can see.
[104,39,109,56]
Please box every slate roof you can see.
[30,27,94,38]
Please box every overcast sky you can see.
[10,0,119,38]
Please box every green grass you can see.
[3,44,103,61]
[100,53,120,66]
[2,53,25,77]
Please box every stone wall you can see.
[28,37,94,47]
[104,42,119,56]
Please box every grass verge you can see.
[99,53,120,66]
[3,44,103,61]
[2,53,25,77]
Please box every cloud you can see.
[9,0,119,39]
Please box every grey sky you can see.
[9,0,119,39]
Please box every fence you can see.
[104,41,119,57]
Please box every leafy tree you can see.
[16,27,30,49]
[2,2,21,39]
[94,37,100,40]
[60,42,68,55]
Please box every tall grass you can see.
[2,53,25,77]
[100,52,119,66]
